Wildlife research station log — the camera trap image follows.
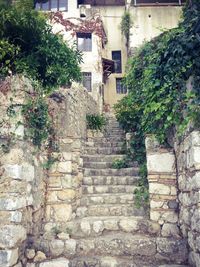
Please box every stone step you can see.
[82,154,125,163]
[83,175,139,185]
[65,216,160,238]
[85,141,124,148]
[73,233,187,264]
[76,204,145,217]
[83,161,136,169]
[83,167,139,176]
[69,256,188,267]
[82,185,137,194]
[84,147,124,155]
[87,136,124,142]
[80,193,136,205]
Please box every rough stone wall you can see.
[0,77,98,266]
[43,84,98,237]
[0,76,46,267]
[145,135,180,238]
[175,130,200,267]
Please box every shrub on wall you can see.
[114,0,200,207]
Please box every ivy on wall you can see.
[114,0,200,207]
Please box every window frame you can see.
[77,32,92,52]
[82,72,92,92]
[116,78,127,95]
[112,51,122,74]
[35,0,68,11]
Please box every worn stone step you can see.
[83,167,139,176]
[82,185,137,194]
[73,233,187,264]
[80,193,136,205]
[65,216,160,239]
[85,141,124,148]
[84,147,124,155]
[87,136,124,142]
[83,175,139,185]
[82,154,125,163]
[83,161,136,169]
[69,256,188,267]
[76,204,145,217]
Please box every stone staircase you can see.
[64,115,188,267]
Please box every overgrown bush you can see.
[0,1,82,148]
[0,2,82,91]
[86,114,107,131]
[115,0,200,207]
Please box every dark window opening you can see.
[35,0,68,11]
[112,51,122,73]
[116,78,127,94]
[82,72,92,92]
[77,33,92,52]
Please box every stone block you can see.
[39,258,69,267]
[149,183,172,195]
[161,223,180,238]
[22,163,35,181]
[119,219,139,233]
[26,249,36,260]
[1,149,23,165]
[100,256,118,267]
[0,196,26,211]
[80,220,91,235]
[0,225,26,249]
[0,248,18,267]
[57,189,76,201]
[34,251,46,262]
[64,239,76,256]
[150,210,178,224]
[147,152,175,173]
[48,177,62,188]
[46,204,72,222]
[57,162,72,173]
[10,211,22,223]
[188,147,200,170]
[4,165,22,179]
[50,239,64,256]
[93,221,104,234]
[189,251,200,267]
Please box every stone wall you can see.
[175,130,200,267]
[0,76,98,266]
[0,76,46,267]
[146,131,200,267]
[145,135,180,238]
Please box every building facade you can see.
[36,0,185,108]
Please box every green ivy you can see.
[121,11,133,49]
[115,0,200,208]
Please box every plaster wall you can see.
[51,13,104,109]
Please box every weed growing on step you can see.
[112,158,128,169]
[86,114,107,131]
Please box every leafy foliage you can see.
[121,11,133,49]
[112,158,128,169]
[0,1,82,148]
[0,3,82,91]
[86,114,107,131]
[115,0,200,208]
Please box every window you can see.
[77,33,92,52]
[116,78,127,94]
[35,0,68,11]
[112,51,122,73]
[82,72,92,92]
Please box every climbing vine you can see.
[120,11,133,51]
[115,0,200,207]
